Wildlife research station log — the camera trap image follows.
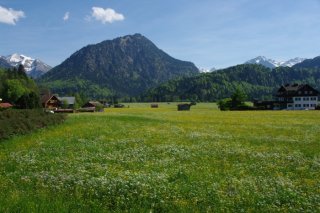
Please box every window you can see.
[295,104,301,108]
[310,97,317,101]
[309,91,313,94]
[303,104,309,107]
[311,104,316,107]
[298,91,302,94]
[303,97,309,101]
[294,97,301,101]
[304,91,308,94]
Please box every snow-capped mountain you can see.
[199,67,216,73]
[245,56,306,69]
[1,53,52,78]
[281,57,306,67]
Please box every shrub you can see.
[0,109,66,141]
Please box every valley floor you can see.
[0,103,319,212]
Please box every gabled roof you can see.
[41,94,60,105]
[0,103,13,108]
[87,101,103,107]
[58,97,75,105]
[277,84,319,97]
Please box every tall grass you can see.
[0,103,319,212]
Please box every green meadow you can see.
[0,103,319,212]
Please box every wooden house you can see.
[41,95,60,109]
[82,101,103,112]
[253,84,319,110]
[0,102,13,109]
[275,84,319,110]
[58,97,75,109]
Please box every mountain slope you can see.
[40,34,199,97]
[0,56,12,68]
[293,56,320,69]
[245,56,306,68]
[0,54,52,78]
[143,64,320,102]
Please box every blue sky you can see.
[1,0,320,69]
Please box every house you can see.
[82,101,103,112]
[0,102,13,109]
[254,84,319,110]
[58,97,75,109]
[275,84,319,110]
[82,101,103,108]
[41,95,76,110]
[253,100,276,110]
[41,95,60,109]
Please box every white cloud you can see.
[91,7,124,24]
[0,5,25,25]
[63,12,69,21]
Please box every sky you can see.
[1,0,320,69]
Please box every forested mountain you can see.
[293,56,320,69]
[142,64,320,102]
[40,34,199,98]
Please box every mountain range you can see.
[245,56,306,69]
[143,64,320,102]
[40,33,199,97]
[2,33,320,100]
[0,54,51,78]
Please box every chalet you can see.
[82,101,103,112]
[58,97,75,109]
[41,95,60,109]
[82,101,103,108]
[254,84,319,110]
[41,95,76,110]
[275,84,319,110]
[0,102,13,109]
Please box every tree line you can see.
[140,64,320,102]
[0,65,41,109]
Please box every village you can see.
[1,83,319,112]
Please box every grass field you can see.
[0,103,320,212]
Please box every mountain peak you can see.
[41,34,199,97]
[0,53,52,78]
[245,56,306,69]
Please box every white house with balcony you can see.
[275,84,319,110]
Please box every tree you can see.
[231,88,247,108]
[4,79,27,103]
[217,98,232,111]
[18,64,27,78]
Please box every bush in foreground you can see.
[0,109,66,140]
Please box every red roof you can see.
[0,103,13,108]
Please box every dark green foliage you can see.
[0,109,66,140]
[0,67,41,108]
[39,34,199,97]
[143,64,320,102]
[231,88,247,108]
[217,89,249,110]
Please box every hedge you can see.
[0,109,66,141]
